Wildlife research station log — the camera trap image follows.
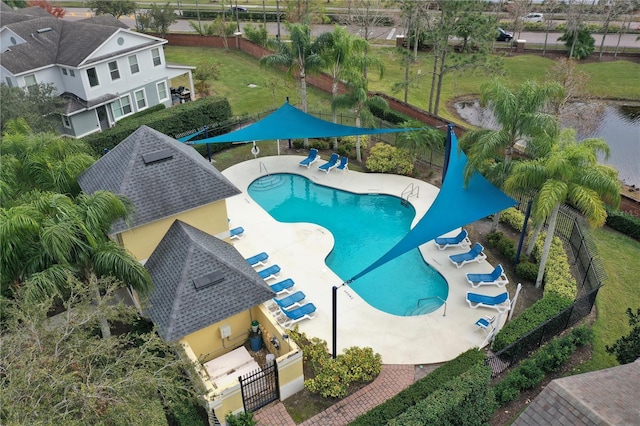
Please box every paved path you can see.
[254,364,415,426]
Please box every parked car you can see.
[522,13,544,23]
[229,6,248,13]
[496,28,513,42]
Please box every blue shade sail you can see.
[350,124,517,282]
[184,101,418,144]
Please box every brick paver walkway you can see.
[254,364,414,426]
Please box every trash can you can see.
[249,332,262,351]
[266,354,275,366]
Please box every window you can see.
[87,67,99,87]
[112,95,132,119]
[5,77,13,87]
[69,69,75,77]
[24,74,37,89]
[62,68,68,76]
[151,48,161,67]
[62,115,71,129]
[134,89,147,110]
[157,81,168,101]
[108,61,120,80]
[128,55,139,74]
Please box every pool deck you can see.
[223,155,511,365]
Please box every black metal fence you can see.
[486,201,605,376]
[239,362,279,413]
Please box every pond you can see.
[453,100,640,188]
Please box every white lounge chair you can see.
[466,291,511,313]
[434,229,471,250]
[276,302,317,328]
[466,264,509,288]
[474,315,496,334]
[258,265,281,281]
[449,243,486,268]
[230,226,244,240]
[336,156,349,172]
[269,278,295,295]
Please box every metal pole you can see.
[276,0,281,41]
[332,285,338,359]
[515,200,533,265]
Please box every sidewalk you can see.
[254,364,415,426]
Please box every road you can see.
[63,8,639,48]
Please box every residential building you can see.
[0,2,194,138]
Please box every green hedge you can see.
[605,207,640,242]
[82,97,233,156]
[350,349,485,426]
[494,326,593,406]
[492,293,573,352]
[369,103,411,125]
[389,363,496,426]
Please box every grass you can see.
[574,227,640,373]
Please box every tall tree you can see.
[140,2,177,38]
[27,0,66,18]
[503,129,621,288]
[86,0,136,19]
[0,279,203,424]
[459,79,563,232]
[331,76,388,162]
[422,0,500,115]
[1,120,95,200]
[316,25,384,150]
[0,83,65,134]
[395,120,444,166]
[261,21,324,147]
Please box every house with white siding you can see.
[0,2,194,138]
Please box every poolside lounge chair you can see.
[466,264,509,288]
[448,242,486,268]
[299,148,319,168]
[272,291,306,310]
[466,291,511,313]
[434,229,471,250]
[276,302,317,328]
[336,156,349,172]
[258,264,281,281]
[269,278,295,295]
[230,226,244,240]
[318,153,339,173]
[474,315,496,334]
[246,252,269,267]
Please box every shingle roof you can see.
[514,359,640,425]
[1,7,151,74]
[144,220,276,341]
[77,126,241,234]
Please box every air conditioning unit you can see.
[220,325,231,339]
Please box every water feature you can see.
[453,100,640,188]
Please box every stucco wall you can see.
[118,200,229,261]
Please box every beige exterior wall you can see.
[184,311,255,362]
[118,200,230,261]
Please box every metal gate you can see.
[238,361,279,412]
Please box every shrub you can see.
[310,139,330,151]
[169,399,206,426]
[492,293,573,352]
[499,207,528,232]
[493,326,593,407]
[83,97,233,155]
[389,363,496,426]
[288,329,382,399]
[351,349,485,426]
[486,231,516,261]
[292,139,305,149]
[606,308,640,365]
[558,28,595,60]
[365,143,414,176]
[226,411,256,426]
[532,234,577,300]
[515,261,538,281]
[605,207,640,242]
[486,231,503,247]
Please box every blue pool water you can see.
[248,173,448,316]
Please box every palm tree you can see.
[460,79,564,232]
[503,129,621,288]
[395,120,445,166]
[331,76,389,163]
[1,119,95,200]
[315,26,384,150]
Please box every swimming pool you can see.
[248,173,448,316]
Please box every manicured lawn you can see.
[575,227,640,373]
